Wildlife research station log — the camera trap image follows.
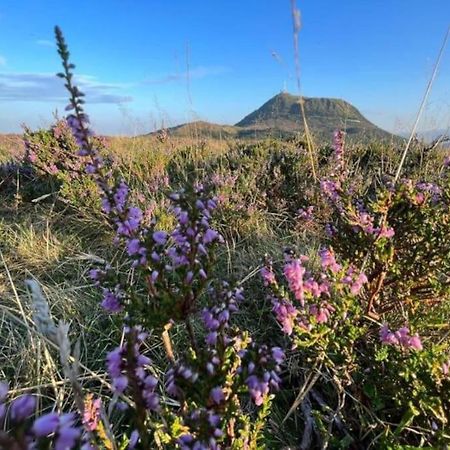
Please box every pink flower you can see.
[83,397,101,431]
[284,259,306,304]
[414,192,425,205]
[408,334,423,351]
[272,298,298,335]
[378,226,395,239]
[298,206,314,221]
[350,272,368,295]
[310,302,335,324]
[319,248,342,274]
[379,324,399,345]
[380,324,423,351]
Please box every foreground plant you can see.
[320,131,450,318]
[257,132,450,447]
[0,26,286,450]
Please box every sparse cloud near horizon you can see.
[142,65,231,85]
[0,72,133,104]
[35,39,55,48]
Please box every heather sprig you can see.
[88,183,224,331]
[155,283,284,448]
[55,27,225,330]
[46,27,287,449]
[262,248,368,351]
[0,382,86,450]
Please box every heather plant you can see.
[261,245,450,447]
[320,131,450,318]
[0,26,285,450]
[2,21,450,450]
[256,131,450,447]
[20,120,110,210]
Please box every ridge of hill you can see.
[148,92,398,142]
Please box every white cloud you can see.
[36,39,55,48]
[142,65,231,84]
[0,55,6,67]
[0,72,133,104]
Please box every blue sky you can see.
[0,0,449,135]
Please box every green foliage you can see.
[21,120,105,209]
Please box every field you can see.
[1,30,450,450]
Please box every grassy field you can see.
[1,122,450,448]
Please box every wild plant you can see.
[0,27,284,449]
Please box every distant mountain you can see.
[235,92,397,141]
[149,92,399,142]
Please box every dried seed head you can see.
[25,279,57,342]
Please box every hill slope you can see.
[149,93,398,142]
[154,121,239,140]
[236,93,395,141]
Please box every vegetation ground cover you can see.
[0,28,449,450]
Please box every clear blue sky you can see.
[0,0,449,135]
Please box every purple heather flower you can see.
[210,387,225,405]
[379,324,399,345]
[202,310,220,331]
[178,210,189,225]
[33,412,60,436]
[320,179,341,203]
[196,199,205,210]
[380,324,423,351]
[115,207,143,237]
[55,413,81,450]
[113,182,129,213]
[88,269,102,281]
[85,164,96,174]
[325,222,337,237]
[128,430,140,449]
[153,230,168,245]
[203,228,219,244]
[126,238,142,256]
[246,375,269,406]
[101,289,122,313]
[101,197,112,214]
[10,394,36,422]
[261,266,276,286]
[106,328,159,411]
[206,331,218,346]
[271,347,285,364]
